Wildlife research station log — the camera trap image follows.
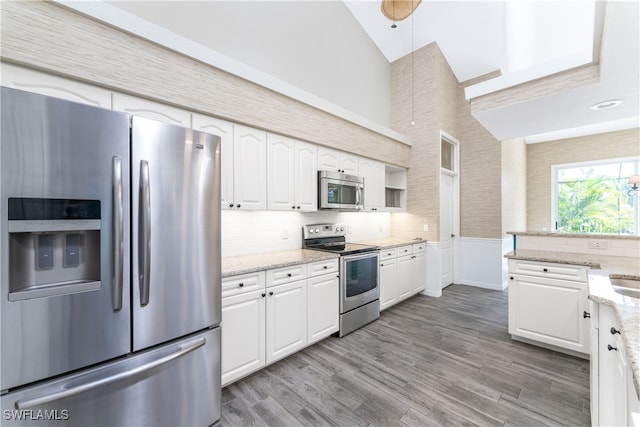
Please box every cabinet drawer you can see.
[267,264,308,287]
[397,245,412,256]
[307,258,339,277]
[379,248,397,261]
[508,259,588,282]
[412,243,426,253]
[222,271,265,298]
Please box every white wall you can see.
[222,211,391,257]
[107,0,392,127]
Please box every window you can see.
[441,138,455,172]
[553,158,639,235]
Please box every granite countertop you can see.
[504,249,602,268]
[588,270,640,398]
[222,249,338,277]
[355,237,426,249]
[507,231,640,240]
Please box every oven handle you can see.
[340,250,380,263]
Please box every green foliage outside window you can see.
[555,160,639,235]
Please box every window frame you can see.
[551,156,640,235]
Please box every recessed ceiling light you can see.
[590,99,624,110]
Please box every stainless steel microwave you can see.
[318,170,364,210]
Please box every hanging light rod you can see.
[381,0,422,23]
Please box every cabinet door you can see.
[340,153,359,176]
[412,251,426,294]
[396,255,414,302]
[295,141,318,211]
[379,258,397,311]
[267,134,295,211]
[1,63,112,108]
[508,274,588,354]
[266,281,307,364]
[307,274,339,344]
[112,92,191,126]
[359,158,384,210]
[233,125,267,210]
[221,290,266,387]
[192,114,234,209]
[317,146,340,172]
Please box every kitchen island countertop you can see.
[355,237,426,249]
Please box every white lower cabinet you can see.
[591,302,640,427]
[221,259,338,386]
[507,259,589,355]
[379,243,427,311]
[307,274,339,344]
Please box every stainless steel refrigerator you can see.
[0,87,221,426]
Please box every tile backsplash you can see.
[222,210,391,257]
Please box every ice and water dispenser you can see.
[8,198,101,301]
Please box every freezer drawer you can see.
[1,328,221,427]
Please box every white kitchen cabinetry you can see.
[359,158,385,211]
[266,279,307,364]
[590,302,640,427]
[191,114,234,210]
[267,134,317,211]
[508,259,590,356]
[379,243,427,311]
[220,272,266,387]
[317,146,359,175]
[112,92,191,126]
[221,258,338,386]
[233,125,267,210]
[1,63,112,108]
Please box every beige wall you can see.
[389,43,503,241]
[527,128,640,231]
[501,138,527,234]
[0,1,410,168]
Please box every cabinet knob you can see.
[323,266,328,269]
[510,276,514,280]
[292,206,296,209]
[610,327,621,335]
[297,206,301,209]
[287,273,292,277]
[261,292,266,297]
[583,311,591,318]
[269,291,274,296]
[229,203,234,208]
[607,344,618,352]
[236,204,241,208]
[543,268,548,272]
[238,282,244,288]
[380,263,384,267]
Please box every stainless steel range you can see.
[302,223,379,337]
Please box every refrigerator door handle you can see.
[14,336,206,410]
[139,160,151,307]
[112,156,124,312]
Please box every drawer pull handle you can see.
[583,311,591,319]
[610,327,620,335]
[238,283,244,288]
[607,344,618,352]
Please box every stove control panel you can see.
[303,223,346,239]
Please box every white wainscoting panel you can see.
[424,242,443,297]
[458,237,510,291]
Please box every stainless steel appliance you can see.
[318,170,364,211]
[302,223,379,336]
[1,87,221,426]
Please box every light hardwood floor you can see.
[221,285,591,426]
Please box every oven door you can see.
[340,251,379,313]
[319,176,363,210]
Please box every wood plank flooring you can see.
[221,285,591,426]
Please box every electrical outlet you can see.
[423,224,429,232]
[588,240,608,249]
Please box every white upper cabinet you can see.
[267,135,317,211]
[1,63,111,108]
[359,158,385,211]
[112,92,191,127]
[192,114,234,210]
[317,146,358,175]
[234,125,267,210]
